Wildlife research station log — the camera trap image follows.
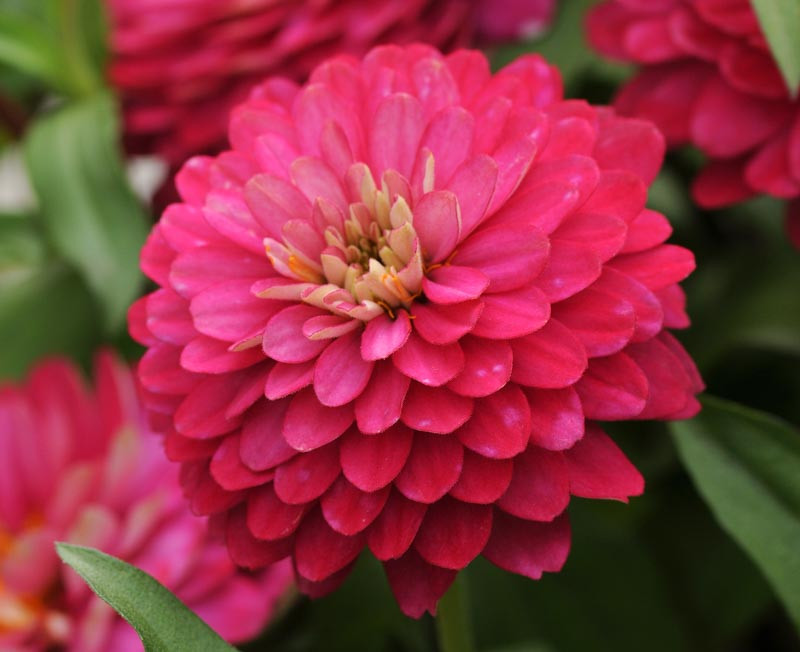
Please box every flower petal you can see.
[421,266,490,305]
[414,497,492,569]
[401,384,474,434]
[497,447,570,521]
[294,508,363,581]
[413,190,461,263]
[262,304,330,363]
[392,332,465,386]
[395,433,464,503]
[383,549,456,618]
[282,387,354,451]
[313,330,374,407]
[449,451,513,504]
[321,477,390,535]
[471,285,550,339]
[411,300,483,345]
[361,311,412,361]
[527,387,585,451]
[510,319,588,389]
[367,489,427,561]
[457,385,531,459]
[340,424,413,492]
[354,360,410,434]
[247,483,307,541]
[575,352,648,420]
[273,441,340,505]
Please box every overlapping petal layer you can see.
[131,45,703,618]
[0,354,291,651]
[587,0,800,245]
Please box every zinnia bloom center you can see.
[260,157,443,322]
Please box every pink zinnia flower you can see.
[587,0,800,245]
[130,44,703,618]
[109,0,556,165]
[0,353,291,651]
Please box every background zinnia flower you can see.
[0,352,291,651]
[108,0,556,166]
[586,0,800,246]
[130,44,703,618]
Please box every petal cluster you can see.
[587,0,800,245]
[0,353,290,651]
[130,45,703,618]
[109,0,555,165]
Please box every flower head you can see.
[587,0,800,245]
[0,353,291,651]
[130,44,703,618]
[109,0,556,165]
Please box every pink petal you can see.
[354,360,410,434]
[527,387,585,451]
[273,441,340,505]
[593,268,664,342]
[181,336,264,374]
[395,433,464,503]
[422,266,490,304]
[262,304,330,363]
[290,156,348,211]
[313,330,374,407]
[401,384,474,434]
[147,289,194,345]
[535,240,602,302]
[483,511,571,580]
[563,424,644,501]
[446,336,513,398]
[210,434,273,491]
[340,424,413,492]
[471,285,551,339]
[282,387,354,452]
[414,498,492,569]
[370,93,425,178]
[453,224,549,292]
[446,154,499,236]
[611,244,695,290]
[244,173,311,238]
[170,245,270,298]
[553,286,636,357]
[174,374,246,438]
[449,451,514,504]
[367,489,428,561]
[552,211,627,262]
[392,332,465,386]
[692,157,753,207]
[620,209,672,254]
[247,483,307,540]
[457,385,531,459]
[138,344,198,394]
[294,509,363,581]
[575,352,649,420]
[264,360,315,400]
[411,300,483,345]
[539,116,596,161]
[626,338,694,419]
[593,116,665,185]
[384,549,456,618]
[581,169,647,223]
[519,155,600,209]
[190,280,282,342]
[226,506,291,569]
[420,106,474,185]
[413,190,462,263]
[510,319,588,389]
[498,447,570,521]
[361,312,412,361]
[489,182,580,235]
[239,398,295,471]
[321,477,390,535]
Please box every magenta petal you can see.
[414,497,492,569]
[594,117,665,185]
[447,336,513,398]
[553,286,636,357]
[191,280,282,343]
[294,509,363,582]
[392,332,465,386]
[422,266,490,304]
[563,424,644,501]
[282,387,354,451]
[367,489,427,561]
[498,446,570,521]
[593,267,663,343]
[401,384,473,434]
[354,360,410,434]
[413,190,462,263]
[472,285,551,339]
[139,345,198,394]
[457,385,531,459]
[361,312,412,361]
[290,156,348,211]
[210,434,273,491]
[411,300,483,345]
[446,154,498,236]
[226,506,291,569]
[181,336,264,374]
[147,289,194,345]
[170,245,270,298]
[264,360,315,400]
[174,374,245,438]
[527,387,585,451]
[395,433,464,503]
[536,240,602,302]
[244,173,311,238]
[552,211,627,262]
[295,564,355,600]
[483,510,571,580]
[626,338,693,419]
[575,352,648,420]
[273,442,340,504]
[383,549,456,618]
[449,451,513,504]
[453,224,550,293]
[620,209,671,254]
[239,399,295,471]
[340,424,413,492]
[510,319,588,389]
[321,477,390,535]
[370,93,425,178]
[313,331,374,407]
[262,304,330,363]
[609,244,695,291]
[419,106,474,185]
[247,484,307,541]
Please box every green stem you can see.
[435,575,476,652]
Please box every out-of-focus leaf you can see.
[751,0,800,96]
[0,214,45,287]
[0,11,61,87]
[47,0,107,95]
[56,543,237,652]
[24,93,148,332]
[671,395,800,631]
[0,260,100,379]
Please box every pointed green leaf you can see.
[751,0,800,96]
[670,395,800,630]
[24,93,148,332]
[55,543,238,652]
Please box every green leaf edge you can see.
[55,543,238,652]
[751,0,800,97]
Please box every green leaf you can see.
[671,395,800,631]
[0,11,61,87]
[55,543,238,652]
[751,0,800,96]
[24,93,149,332]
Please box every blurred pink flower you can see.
[130,44,702,618]
[587,0,800,246]
[0,353,291,651]
[108,0,556,165]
